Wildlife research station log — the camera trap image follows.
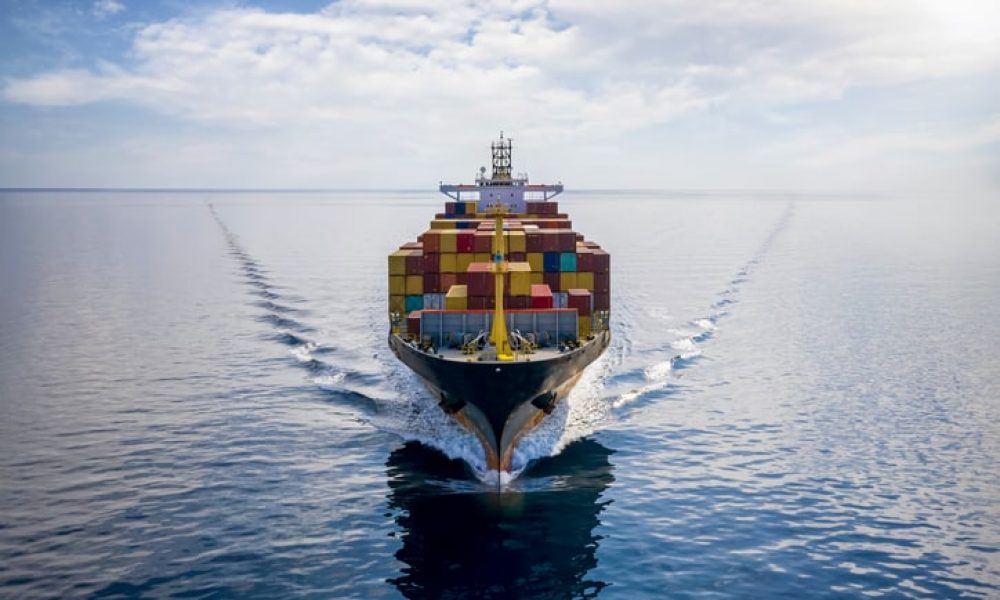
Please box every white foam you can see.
[313,371,347,387]
[693,318,716,331]
[670,337,702,359]
[289,341,318,362]
[612,358,675,408]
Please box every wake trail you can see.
[207,204,376,409]
[208,204,495,480]
[514,200,797,461]
[617,199,795,409]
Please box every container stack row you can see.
[388,198,610,340]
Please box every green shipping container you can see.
[559,252,577,272]
[405,295,424,313]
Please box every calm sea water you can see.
[0,190,997,598]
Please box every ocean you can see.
[0,189,997,598]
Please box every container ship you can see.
[387,135,611,476]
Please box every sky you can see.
[1,0,998,191]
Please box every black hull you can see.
[389,331,610,472]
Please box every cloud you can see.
[7,1,998,133]
[1,0,998,189]
[772,118,1000,168]
[93,0,125,19]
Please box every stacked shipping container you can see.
[388,199,610,341]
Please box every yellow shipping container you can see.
[445,284,468,310]
[530,273,544,285]
[527,253,544,272]
[560,272,578,290]
[578,316,592,338]
[510,271,531,296]
[456,253,474,273]
[439,253,457,273]
[430,219,457,230]
[440,230,458,253]
[464,201,478,215]
[388,250,408,275]
[405,275,423,295]
[389,295,405,314]
[508,231,527,253]
[389,275,406,295]
[473,253,491,263]
[576,271,595,290]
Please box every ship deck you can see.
[393,335,591,364]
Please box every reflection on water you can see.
[386,438,615,599]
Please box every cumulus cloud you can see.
[2,0,998,188]
[8,1,999,131]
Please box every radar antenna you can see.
[491,132,512,184]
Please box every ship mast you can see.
[488,203,514,361]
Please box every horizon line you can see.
[0,187,888,198]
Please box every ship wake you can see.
[609,200,796,415]
[209,204,381,413]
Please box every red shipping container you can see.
[468,275,494,297]
[468,296,495,310]
[594,291,610,311]
[530,284,553,309]
[474,231,493,252]
[507,296,530,310]
[405,251,423,274]
[576,250,594,272]
[423,252,441,272]
[567,288,592,317]
[457,231,475,253]
[541,230,560,252]
[423,272,441,293]
[526,231,544,252]
[467,263,494,296]
[406,311,422,337]
[543,272,561,292]
[423,231,441,253]
[440,273,457,291]
[557,231,576,252]
[509,252,526,262]
[593,271,610,292]
[445,201,457,213]
[592,250,610,273]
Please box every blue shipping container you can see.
[544,252,562,273]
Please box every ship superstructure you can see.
[388,135,611,478]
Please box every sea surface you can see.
[0,189,998,598]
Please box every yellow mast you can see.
[489,203,515,361]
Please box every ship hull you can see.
[389,331,610,473]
